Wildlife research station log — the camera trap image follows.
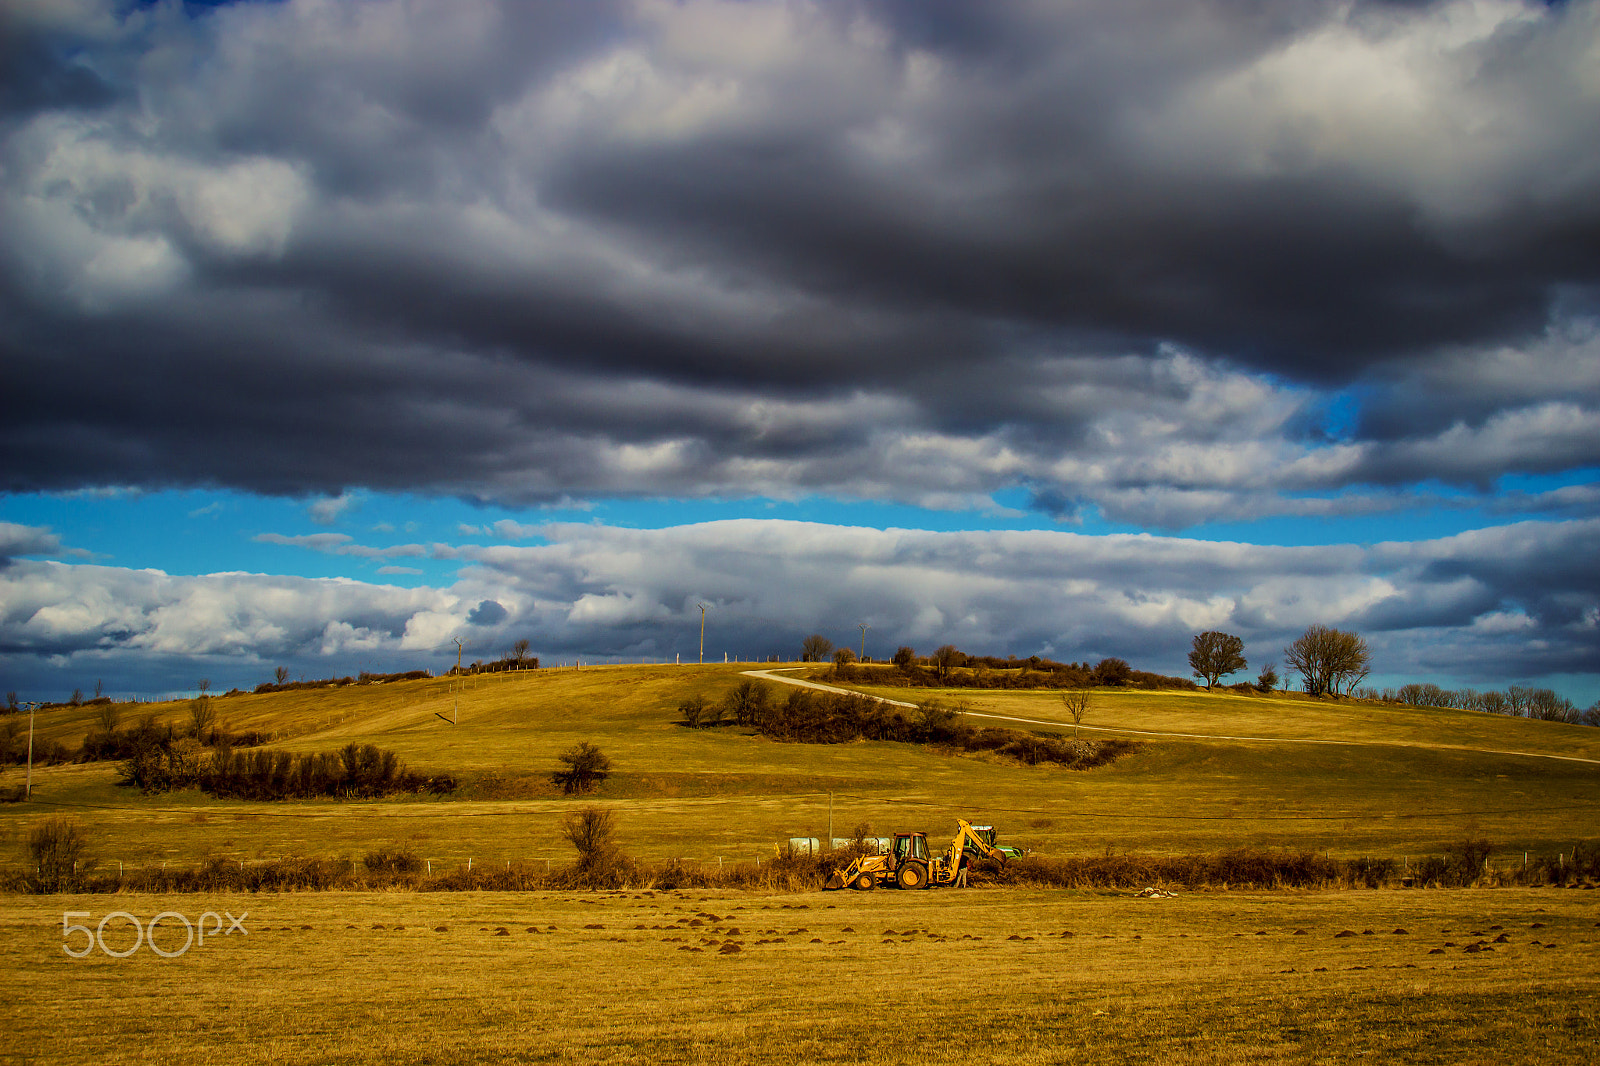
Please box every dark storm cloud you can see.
[1,0,1597,517]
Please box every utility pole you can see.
[452,638,463,724]
[697,603,708,665]
[859,622,869,662]
[24,701,36,800]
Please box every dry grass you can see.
[2,664,1597,871]
[0,887,1595,1064]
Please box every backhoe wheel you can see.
[897,862,928,890]
[854,873,876,891]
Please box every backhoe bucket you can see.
[823,872,845,891]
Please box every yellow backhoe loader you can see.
[823,819,1007,890]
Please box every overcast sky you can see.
[2,0,1596,703]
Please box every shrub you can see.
[29,815,88,893]
[1091,658,1132,686]
[556,806,637,887]
[552,742,611,795]
[363,846,423,874]
[678,695,709,728]
[722,679,769,726]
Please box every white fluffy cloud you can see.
[3,517,1594,699]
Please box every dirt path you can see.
[739,668,1600,768]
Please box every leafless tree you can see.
[188,697,217,741]
[560,807,617,871]
[1188,631,1247,690]
[95,702,121,735]
[274,666,290,686]
[1283,625,1370,697]
[1060,689,1091,738]
[801,634,833,662]
[931,644,963,683]
[512,638,531,666]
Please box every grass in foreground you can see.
[1,886,1595,1064]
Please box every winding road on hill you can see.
[738,668,1600,768]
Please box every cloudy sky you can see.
[2,0,1596,703]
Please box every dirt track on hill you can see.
[739,669,1600,768]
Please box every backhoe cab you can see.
[823,819,1008,891]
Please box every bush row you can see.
[681,683,1136,769]
[833,658,1195,691]
[117,739,457,800]
[0,714,271,769]
[11,842,1593,895]
[252,669,432,695]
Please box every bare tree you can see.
[1059,689,1091,738]
[800,634,833,662]
[892,646,916,671]
[560,807,618,871]
[94,702,121,736]
[931,645,963,683]
[831,646,856,674]
[1188,631,1247,690]
[188,697,217,741]
[1283,625,1370,697]
[512,638,531,666]
[274,666,290,686]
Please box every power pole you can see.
[697,604,708,665]
[25,701,36,800]
[452,638,463,724]
[859,622,869,662]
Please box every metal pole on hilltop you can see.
[698,603,708,665]
[453,638,463,724]
[25,702,37,800]
[859,623,868,662]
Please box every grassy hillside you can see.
[3,664,1597,873]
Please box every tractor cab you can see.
[967,824,1024,860]
[893,832,930,865]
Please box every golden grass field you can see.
[2,664,1598,1062]
[1,886,1596,1064]
[3,663,1598,870]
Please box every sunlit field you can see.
[3,665,1598,1063]
[2,887,1596,1064]
[3,664,1597,871]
